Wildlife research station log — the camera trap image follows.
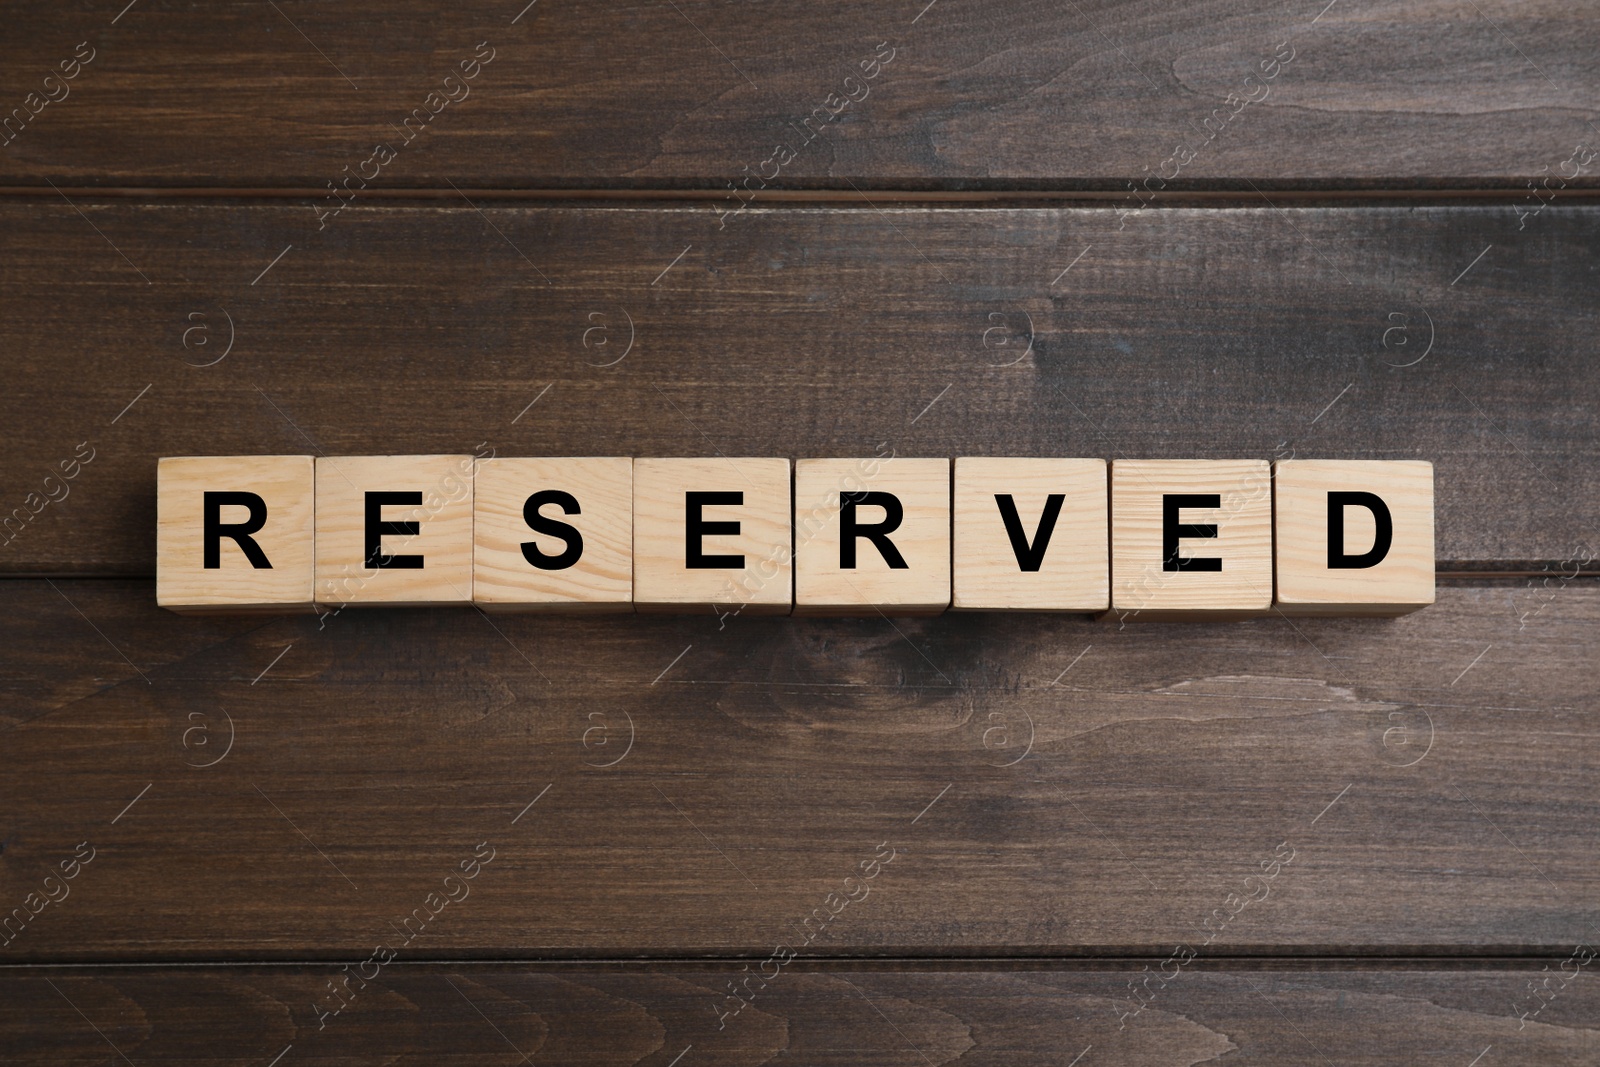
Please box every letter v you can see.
[994,493,1065,572]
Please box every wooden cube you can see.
[474,457,633,612]
[157,455,316,614]
[1109,459,1272,620]
[632,457,792,614]
[952,457,1108,611]
[315,455,475,608]
[1274,460,1434,616]
[794,457,950,616]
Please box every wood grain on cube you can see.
[1110,460,1272,620]
[156,455,315,614]
[474,457,632,612]
[1275,460,1435,616]
[794,458,950,616]
[632,457,792,614]
[953,457,1108,611]
[314,455,474,607]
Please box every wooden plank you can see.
[2,961,1596,1064]
[0,1,1596,189]
[3,578,1598,960]
[2,202,1597,575]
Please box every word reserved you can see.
[155,456,1434,619]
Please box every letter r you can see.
[203,491,272,569]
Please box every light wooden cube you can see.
[474,457,633,612]
[952,457,1108,611]
[1109,459,1272,620]
[632,457,792,614]
[315,455,475,608]
[794,457,950,616]
[1274,460,1434,616]
[157,455,316,614]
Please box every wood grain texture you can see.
[953,457,1110,612]
[314,454,476,607]
[2,577,1597,960]
[1110,459,1273,618]
[794,457,951,616]
[0,1,1596,189]
[3,962,1598,1065]
[633,458,793,613]
[1274,459,1435,615]
[3,0,1596,1053]
[1,202,1597,575]
[156,454,318,613]
[475,457,635,612]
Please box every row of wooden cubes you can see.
[156,456,1434,618]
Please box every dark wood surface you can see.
[4,962,1597,1065]
[6,3,1599,1059]
[1,0,1597,189]
[2,201,1598,576]
[4,578,1597,960]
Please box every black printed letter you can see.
[365,492,423,569]
[686,491,744,568]
[1163,494,1221,572]
[841,491,908,569]
[521,490,583,570]
[203,491,271,569]
[995,493,1065,572]
[1327,491,1392,569]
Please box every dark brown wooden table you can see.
[3,1,1598,1062]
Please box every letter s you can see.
[521,490,584,570]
